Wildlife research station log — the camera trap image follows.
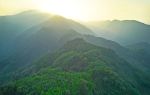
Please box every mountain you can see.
[127,42,150,68]
[6,15,93,65]
[0,11,150,95]
[1,39,149,95]
[84,20,150,45]
[84,35,150,72]
[127,42,150,54]
[0,11,94,85]
[0,11,93,61]
[0,10,52,60]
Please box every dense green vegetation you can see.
[0,68,140,95]
[1,39,149,95]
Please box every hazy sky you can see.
[0,0,150,24]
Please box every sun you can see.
[34,0,81,19]
[33,0,109,22]
[33,0,91,21]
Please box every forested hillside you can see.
[1,39,149,95]
[0,11,150,95]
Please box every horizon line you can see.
[0,10,149,25]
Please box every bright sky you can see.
[0,0,150,24]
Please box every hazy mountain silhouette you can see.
[0,10,52,60]
[0,11,94,84]
[84,20,150,45]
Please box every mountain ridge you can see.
[84,20,150,45]
[0,10,150,95]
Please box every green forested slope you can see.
[1,39,149,95]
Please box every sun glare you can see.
[1,0,149,23]
[34,0,93,21]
